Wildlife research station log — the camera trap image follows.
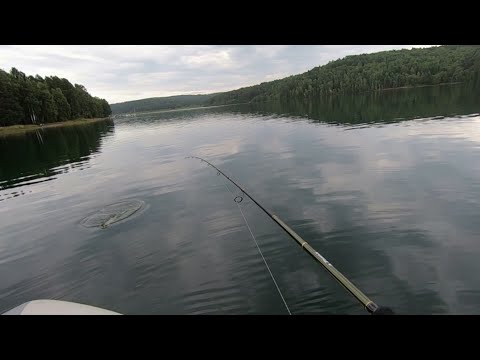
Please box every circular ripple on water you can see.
[80,199,146,229]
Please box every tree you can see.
[36,82,57,123]
[0,70,23,126]
[51,88,71,121]
[101,99,112,116]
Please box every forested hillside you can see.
[206,46,480,105]
[110,94,215,114]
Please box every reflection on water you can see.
[0,120,115,194]
[1,84,480,314]
[232,82,480,125]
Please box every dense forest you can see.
[0,68,112,127]
[206,45,480,106]
[110,94,216,114]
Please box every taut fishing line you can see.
[218,169,291,315]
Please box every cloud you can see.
[0,45,434,103]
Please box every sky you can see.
[0,45,434,104]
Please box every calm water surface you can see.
[1,84,480,314]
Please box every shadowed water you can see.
[1,84,480,314]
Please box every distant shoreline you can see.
[113,103,243,117]
[375,82,464,92]
[0,117,112,136]
[114,82,467,116]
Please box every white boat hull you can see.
[2,300,120,315]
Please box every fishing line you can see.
[219,176,292,315]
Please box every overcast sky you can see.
[0,45,434,104]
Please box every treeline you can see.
[110,94,216,114]
[0,67,112,127]
[206,45,480,105]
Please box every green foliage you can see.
[0,68,112,126]
[206,46,480,106]
[51,88,71,121]
[0,70,24,126]
[110,94,216,114]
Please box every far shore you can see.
[0,117,112,136]
[113,103,244,117]
[375,82,464,92]
[113,82,466,117]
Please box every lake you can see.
[1,83,480,314]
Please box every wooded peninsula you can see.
[0,68,111,127]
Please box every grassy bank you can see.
[0,117,112,136]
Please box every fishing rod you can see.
[187,156,394,315]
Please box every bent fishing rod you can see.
[187,156,394,315]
